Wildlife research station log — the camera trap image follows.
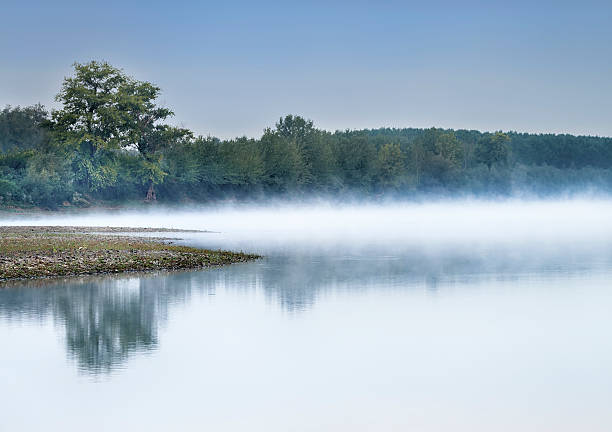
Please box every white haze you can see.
[4,199,612,256]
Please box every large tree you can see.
[52,60,187,199]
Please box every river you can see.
[1,200,612,431]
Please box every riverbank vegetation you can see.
[2,61,612,208]
[0,226,259,281]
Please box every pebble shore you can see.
[0,226,259,282]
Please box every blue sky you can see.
[1,0,611,138]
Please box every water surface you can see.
[1,200,612,431]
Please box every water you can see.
[1,200,612,431]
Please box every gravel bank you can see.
[0,226,259,282]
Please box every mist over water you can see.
[2,199,612,431]
[7,198,612,246]
[7,198,612,276]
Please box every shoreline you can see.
[0,226,260,283]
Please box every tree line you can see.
[2,61,612,208]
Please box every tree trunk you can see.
[145,180,156,202]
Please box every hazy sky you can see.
[1,0,611,138]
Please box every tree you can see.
[475,132,509,170]
[260,127,304,191]
[137,125,192,201]
[411,128,464,188]
[274,115,315,186]
[433,130,463,166]
[275,115,335,189]
[376,143,405,188]
[117,79,192,200]
[0,105,50,153]
[275,114,314,140]
[52,61,128,191]
[218,137,264,188]
[334,134,377,190]
[52,61,189,199]
[53,62,128,148]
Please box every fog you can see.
[4,198,612,248]
[4,198,612,278]
[3,200,612,432]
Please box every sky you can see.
[1,0,611,139]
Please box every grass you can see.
[0,226,260,282]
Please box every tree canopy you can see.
[2,61,612,208]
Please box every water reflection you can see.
[0,273,184,373]
[1,244,612,375]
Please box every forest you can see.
[2,61,612,208]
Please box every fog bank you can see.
[3,199,612,253]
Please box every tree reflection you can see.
[54,278,160,373]
[0,271,199,374]
[1,243,611,374]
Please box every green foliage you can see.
[3,60,612,207]
[411,129,464,189]
[334,133,377,190]
[136,155,167,186]
[0,179,19,202]
[260,127,305,191]
[21,150,74,207]
[52,61,127,149]
[376,143,405,188]
[0,105,50,153]
[219,138,265,185]
[50,61,186,198]
[475,132,509,170]
[0,149,35,170]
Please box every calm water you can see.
[1,201,612,431]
